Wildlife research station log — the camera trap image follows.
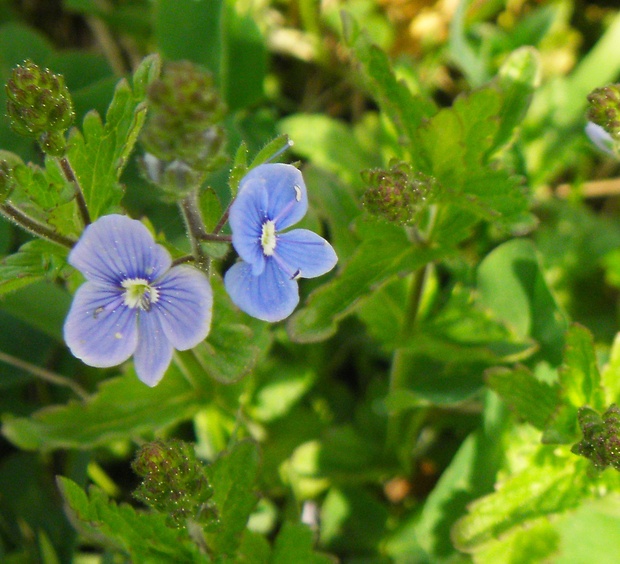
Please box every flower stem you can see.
[58,156,91,226]
[385,261,432,469]
[212,200,232,234]
[0,350,88,400]
[0,202,76,248]
[179,190,211,271]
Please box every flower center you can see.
[122,278,159,311]
[261,220,277,256]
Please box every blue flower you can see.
[224,163,337,322]
[64,214,213,386]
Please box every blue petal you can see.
[229,173,269,275]
[224,259,299,322]
[152,265,213,350]
[69,214,172,285]
[236,163,307,226]
[134,310,174,387]
[63,282,138,368]
[275,229,338,279]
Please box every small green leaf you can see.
[492,47,540,149]
[486,366,559,430]
[342,12,436,155]
[248,134,291,169]
[204,440,259,555]
[287,222,447,342]
[56,476,206,562]
[67,59,154,220]
[0,240,69,297]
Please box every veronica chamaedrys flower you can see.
[64,214,213,386]
[224,163,337,322]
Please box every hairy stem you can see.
[58,156,91,226]
[0,202,76,248]
[179,190,211,271]
[0,350,88,401]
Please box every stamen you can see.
[294,184,302,202]
[122,278,159,310]
[261,220,277,256]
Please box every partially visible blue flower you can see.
[64,214,213,386]
[224,163,337,322]
[586,121,616,156]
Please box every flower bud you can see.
[132,439,217,528]
[587,84,620,141]
[362,161,437,225]
[571,404,620,471]
[5,60,74,156]
[140,61,227,176]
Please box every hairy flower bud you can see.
[140,61,227,178]
[5,60,74,156]
[132,439,218,528]
[362,161,437,225]
[587,84,620,141]
[571,404,620,471]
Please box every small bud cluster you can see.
[132,439,218,528]
[571,404,620,471]
[6,60,74,156]
[140,61,226,197]
[361,161,437,225]
[587,85,620,141]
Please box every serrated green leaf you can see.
[419,89,530,239]
[287,222,447,342]
[0,240,69,297]
[486,366,559,430]
[451,457,588,553]
[204,440,259,555]
[67,61,153,220]
[543,324,606,444]
[1,362,207,451]
[56,477,207,562]
[272,522,333,564]
[342,12,436,155]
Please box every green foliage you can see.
[3,2,620,562]
[67,54,159,220]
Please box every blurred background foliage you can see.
[2,0,620,562]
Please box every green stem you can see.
[0,202,76,248]
[58,156,91,226]
[0,350,88,400]
[179,190,211,272]
[385,261,432,467]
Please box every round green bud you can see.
[140,61,227,175]
[587,84,620,141]
[5,60,74,155]
[362,161,436,225]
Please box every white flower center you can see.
[261,220,277,256]
[122,278,159,311]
